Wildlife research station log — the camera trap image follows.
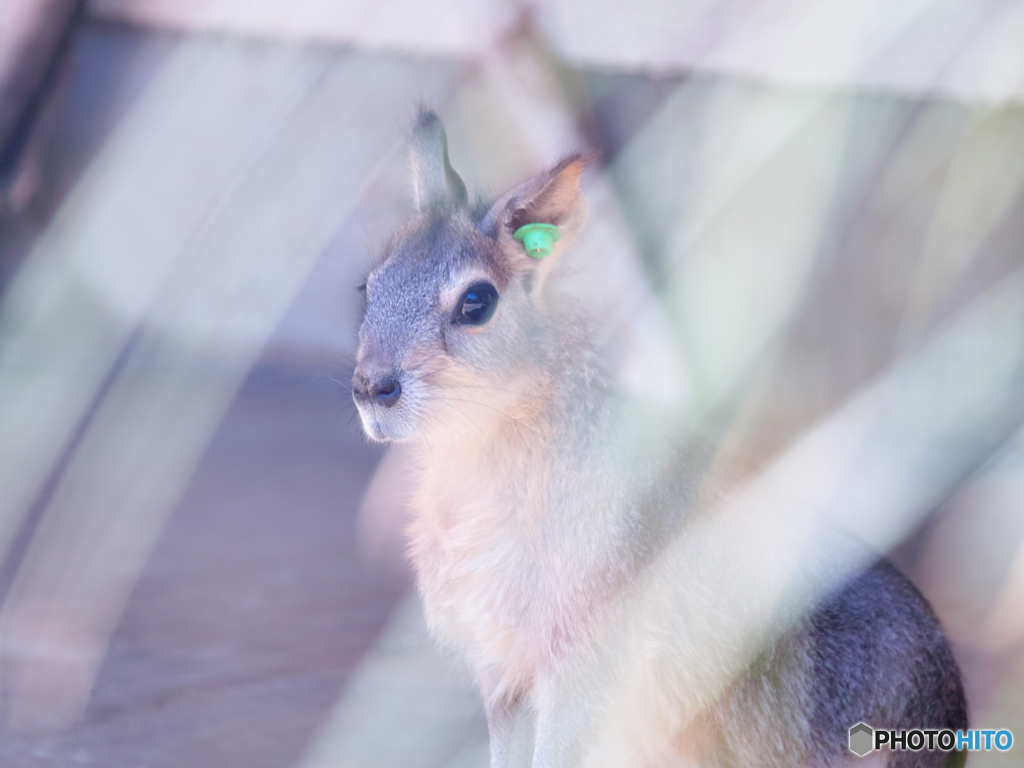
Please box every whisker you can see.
[444,405,483,436]
[429,396,527,428]
[431,383,548,400]
[408,360,550,401]
[417,362,463,381]
[426,397,484,433]
[426,400,483,435]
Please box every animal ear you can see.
[409,108,468,212]
[479,153,593,286]
[481,154,588,236]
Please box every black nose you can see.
[352,372,401,408]
[371,377,401,407]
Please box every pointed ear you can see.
[480,154,589,236]
[479,155,590,281]
[409,108,468,212]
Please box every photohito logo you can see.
[848,723,1013,757]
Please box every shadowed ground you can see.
[0,364,404,767]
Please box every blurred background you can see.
[1,1,1023,766]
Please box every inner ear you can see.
[480,154,589,238]
[508,204,533,235]
[509,155,587,232]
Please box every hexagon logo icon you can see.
[849,722,874,757]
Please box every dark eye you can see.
[455,282,499,325]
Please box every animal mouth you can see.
[353,387,419,443]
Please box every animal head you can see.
[352,109,588,442]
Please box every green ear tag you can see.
[513,223,561,258]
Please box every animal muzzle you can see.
[352,369,402,408]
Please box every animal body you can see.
[351,109,968,767]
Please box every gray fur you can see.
[409,108,468,212]
[807,561,968,767]
[352,111,968,767]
